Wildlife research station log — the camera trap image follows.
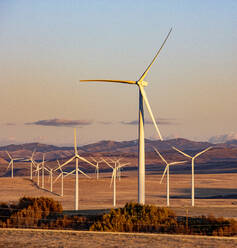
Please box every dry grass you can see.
[1,166,237,247]
[1,168,237,217]
[0,228,237,248]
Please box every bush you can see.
[0,197,63,228]
[90,202,237,236]
[90,202,179,233]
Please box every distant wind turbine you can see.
[90,157,104,179]
[172,146,212,207]
[5,151,23,178]
[55,128,94,210]
[22,150,37,180]
[102,158,129,207]
[108,157,123,181]
[53,160,69,196]
[80,29,172,204]
[153,147,186,206]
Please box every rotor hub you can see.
[137,80,148,87]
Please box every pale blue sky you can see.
[0,0,236,145]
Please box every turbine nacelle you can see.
[137,81,148,87]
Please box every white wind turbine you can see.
[53,160,69,196]
[80,29,172,204]
[153,147,186,206]
[90,157,104,179]
[102,158,129,207]
[172,146,212,207]
[108,157,123,181]
[22,149,37,180]
[5,151,23,178]
[33,154,46,188]
[55,128,95,210]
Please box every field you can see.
[1,229,237,248]
[1,161,237,247]
[1,162,237,216]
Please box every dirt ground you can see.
[0,228,237,248]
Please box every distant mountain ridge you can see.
[0,138,237,160]
[0,138,215,154]
[0,138,237,176]
[1,138,237,153]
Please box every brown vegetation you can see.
[1,198,237,236]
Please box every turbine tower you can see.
[45,165,54,192]
[172,146,212,207]
[80,29,172,204]
[153,147,186,206]
[55,128,95,210]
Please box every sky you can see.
[0,0,236,146]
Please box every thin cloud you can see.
[4,122,16,126]
[98,121,113,125]
[208,133,237,144]
[25,119,93,127]
[121,118,177,126]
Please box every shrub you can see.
[90,202,179,233]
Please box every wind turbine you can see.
[172,146,212,207]
[90,157,104,179]
[80,29,172,204]
[22,149,37,180]
[102,158,129,207]
[55,128,94,210]
[5,151,23,178]
[108,157,123,181]
[153,147,186,206]
[53,160,68,196]
[33,154,46,188]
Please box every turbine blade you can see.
[78,168,91,178]
[160,165,168,184]
[64,169,76,178]
[6,161,12,170]
[55,156,75,171]
[31,149,36,159]
[44,167,50,173]
[169,161,187,166]
[53,173,62,183]
[139,86,163,140]
[78,155,97,168]
[80,79,136,85]
[172,146,192,159]
[118,162,130,169]
[74,128,78,155]
[194,146,212,158]
[101,158,113,169]
[153,147,167,164]
[90,156,97,163]
[138,28,172,82]
[6,151,12,160]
